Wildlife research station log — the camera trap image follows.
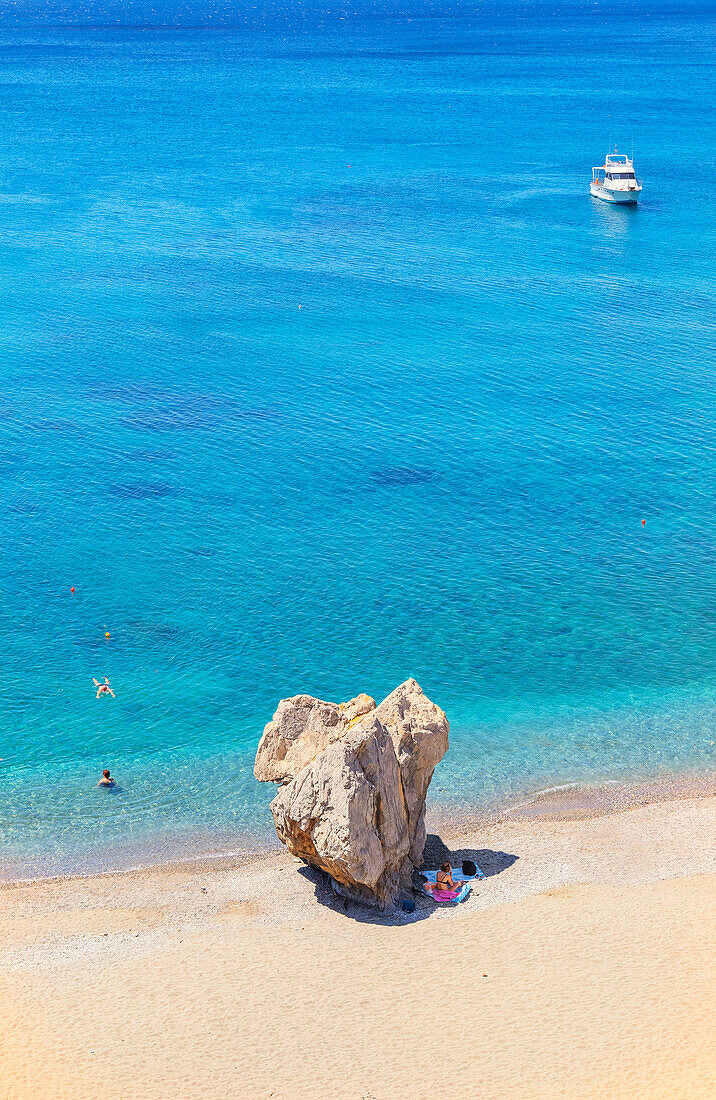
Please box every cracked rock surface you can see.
[254,679,449,909]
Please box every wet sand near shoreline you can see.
[4,768,714,887]
[2,786,715,1099]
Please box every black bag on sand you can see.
[462,860,477,877]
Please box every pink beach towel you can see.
[423,876,472,903]
[432,888,459,902]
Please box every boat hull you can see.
[590,183,641,204]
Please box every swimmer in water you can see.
[96,769,115,788]
[93,677,115,699]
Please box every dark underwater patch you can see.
[24,418,76,432]
[127,448,175,463]
[119,393,277,433]
[110,482,177,500]
[128,620,181,642]
[92,383,162,402]
[123,411,213,432]
[371,467,439,487]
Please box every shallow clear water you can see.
[1,3,715,878]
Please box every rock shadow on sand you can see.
[422,834,518,879]
[295,843,517,926]
[296,864,436,926]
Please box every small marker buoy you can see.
[105,631,110,639]
[642,519,645,526]
[70,587,75,593]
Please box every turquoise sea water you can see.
[1,3,715,878]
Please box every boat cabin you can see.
[592,152,639,188]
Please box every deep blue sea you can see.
[1,1,715,878]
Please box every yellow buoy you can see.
[105,632,110,639]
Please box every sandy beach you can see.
[3,2,715,1096]
[2,783,715,1100]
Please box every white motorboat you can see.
[590,147,642,204]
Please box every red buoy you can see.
[642,519,645,526]
[70,587,75,593]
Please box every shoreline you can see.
[2,766,714,889]
[2,785,715,1098]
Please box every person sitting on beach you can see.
[436,862,463,893]
[94,677,115,699]
[96,769,115,788]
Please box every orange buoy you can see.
[105,631,110,639]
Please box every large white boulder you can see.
[254,679,449,909]
[254,692,375,784]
